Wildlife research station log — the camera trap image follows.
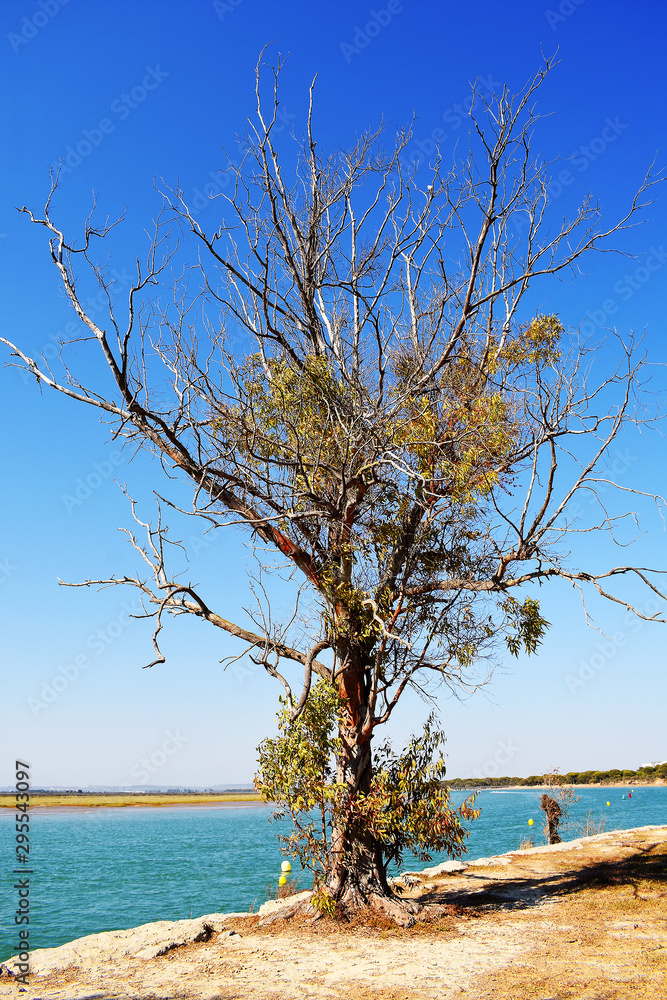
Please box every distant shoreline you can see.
[0,793,264,809]
[447,781,665,792]
[1,782,663,809]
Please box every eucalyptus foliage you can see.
[256,680,479,882]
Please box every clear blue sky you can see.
[1,0,666,788]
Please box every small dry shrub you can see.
[577,809,606,838]
[265,875,302,901]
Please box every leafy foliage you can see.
[220,319,559,677]
[503,597,550,657]
[355,718,480,874]
[256,681,479,881]
[255,680,341,883]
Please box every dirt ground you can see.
[2,826,665,1000]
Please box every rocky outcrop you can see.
[0,890,320,979]
[1,913,246,978]
[257,890,313,919]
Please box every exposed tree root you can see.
[258,887,454,929]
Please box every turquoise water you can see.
[2,786,666,961]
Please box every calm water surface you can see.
[2,786,666,961]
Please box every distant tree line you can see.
[446,764,667,789]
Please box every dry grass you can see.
[476,886,667,997]
[471,835,667,999]
[576,807,608,838]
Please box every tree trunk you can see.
[323,646,418,926]
[541,794,562,845]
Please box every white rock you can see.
[421,860,469,875]
[0,912,243,978]
[257,890,312,917]
[468,856,512,867]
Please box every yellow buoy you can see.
[278,875,287,886]
[528,818,534,826]
[281,861,292,873]
[606,801,610,807]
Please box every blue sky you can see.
[1,0,666,788]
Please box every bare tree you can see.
[2,56,665,923]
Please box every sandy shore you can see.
[1,782,662,810]
[0,793,264,809]
[15,801,271,816]
[2,824,665,999]
[449,780,664,791]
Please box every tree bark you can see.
[323,645,418,925]
[541,794,562,845]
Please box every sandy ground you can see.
[1,825,665,999]
[0,795,264,809]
